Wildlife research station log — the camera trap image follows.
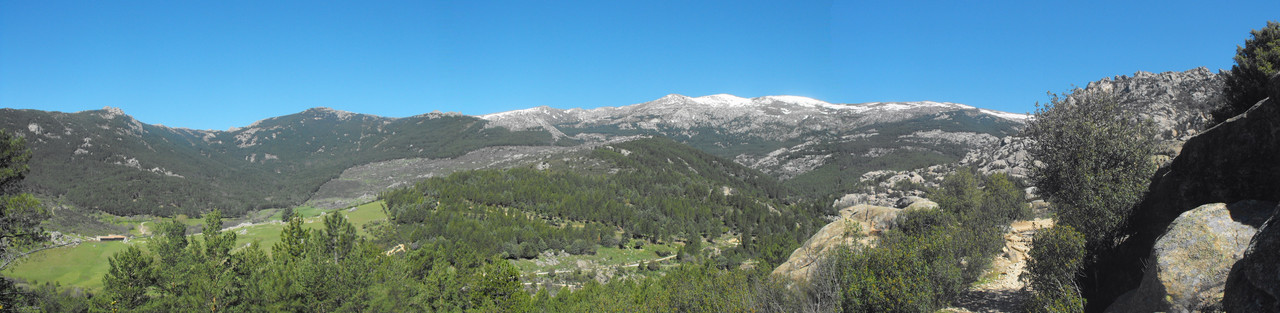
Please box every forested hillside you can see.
[13,136,838,311]
[0,107,555,216]
[375,137,827,265]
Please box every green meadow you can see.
[5,201,389,291]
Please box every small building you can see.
[98,235,127,242]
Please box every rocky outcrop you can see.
[960,68,1224,179]
[1105,201,1275,313]
[772,204,903,282]
[1082,97,1280,311]
[1081,68,1224,140]
[1224,208,1280,312]
[832,168,951,208]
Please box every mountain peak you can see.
[100,106,127,119]
[303,107,358,120]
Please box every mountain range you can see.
[4,91,1030,216]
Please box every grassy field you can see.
[9,201,746,292]
[510,243,677,274]
[4,201,388,291]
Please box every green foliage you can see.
[532,262,759,312]
[1024,225,1087,313]
[1216,21,1280,122]
[86,211,536,312]
[375,138,819,262]
[101,245,155,309]
[280,206,294,223]
[0,130,50,310]
[760,170,1029,312]
[1025,91,1158,248]
[983,173,1032,222]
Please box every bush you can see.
[1024,225,1087,313]
[983,173,1031,222]
[1215,21,1280,122]
[567,239,596,255]
[1024,90,1158,248]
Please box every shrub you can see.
[1024,90,1158,248]
[567,239,596,255]
[1024,225,1087,313]
[1215,21,1280,122]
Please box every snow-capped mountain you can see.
[482,94,1029,192]
[484,94,1027,136]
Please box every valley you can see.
[3,61,1277,312]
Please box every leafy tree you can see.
[1024,225,1087,313]
[1024,90,1157,247]
[1215,21,1280,122]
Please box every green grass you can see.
[4,201,388,291]
[5,241,137,290]
[510,243,677,274]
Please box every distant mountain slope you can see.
[0,107,555,216]
[482,94,1028,196]
[2,94,1030,216]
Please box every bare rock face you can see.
[1084,97,1280,310]
[771,204,903,282]
[1224,207,1280,312]
[1105,201,1275,313]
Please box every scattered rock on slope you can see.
[1105,201,1275,313]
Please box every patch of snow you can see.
[692,94,753,107]
[757,95,840,109]
[979,109,1032,121]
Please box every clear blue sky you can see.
[1,1,1275,130]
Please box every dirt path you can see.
[946,218,1054,313]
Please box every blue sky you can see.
[1,1,1275,130]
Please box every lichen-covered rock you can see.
[1224,206,1280,312]
[1105,201,1274,313]
[772,204,903,282]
